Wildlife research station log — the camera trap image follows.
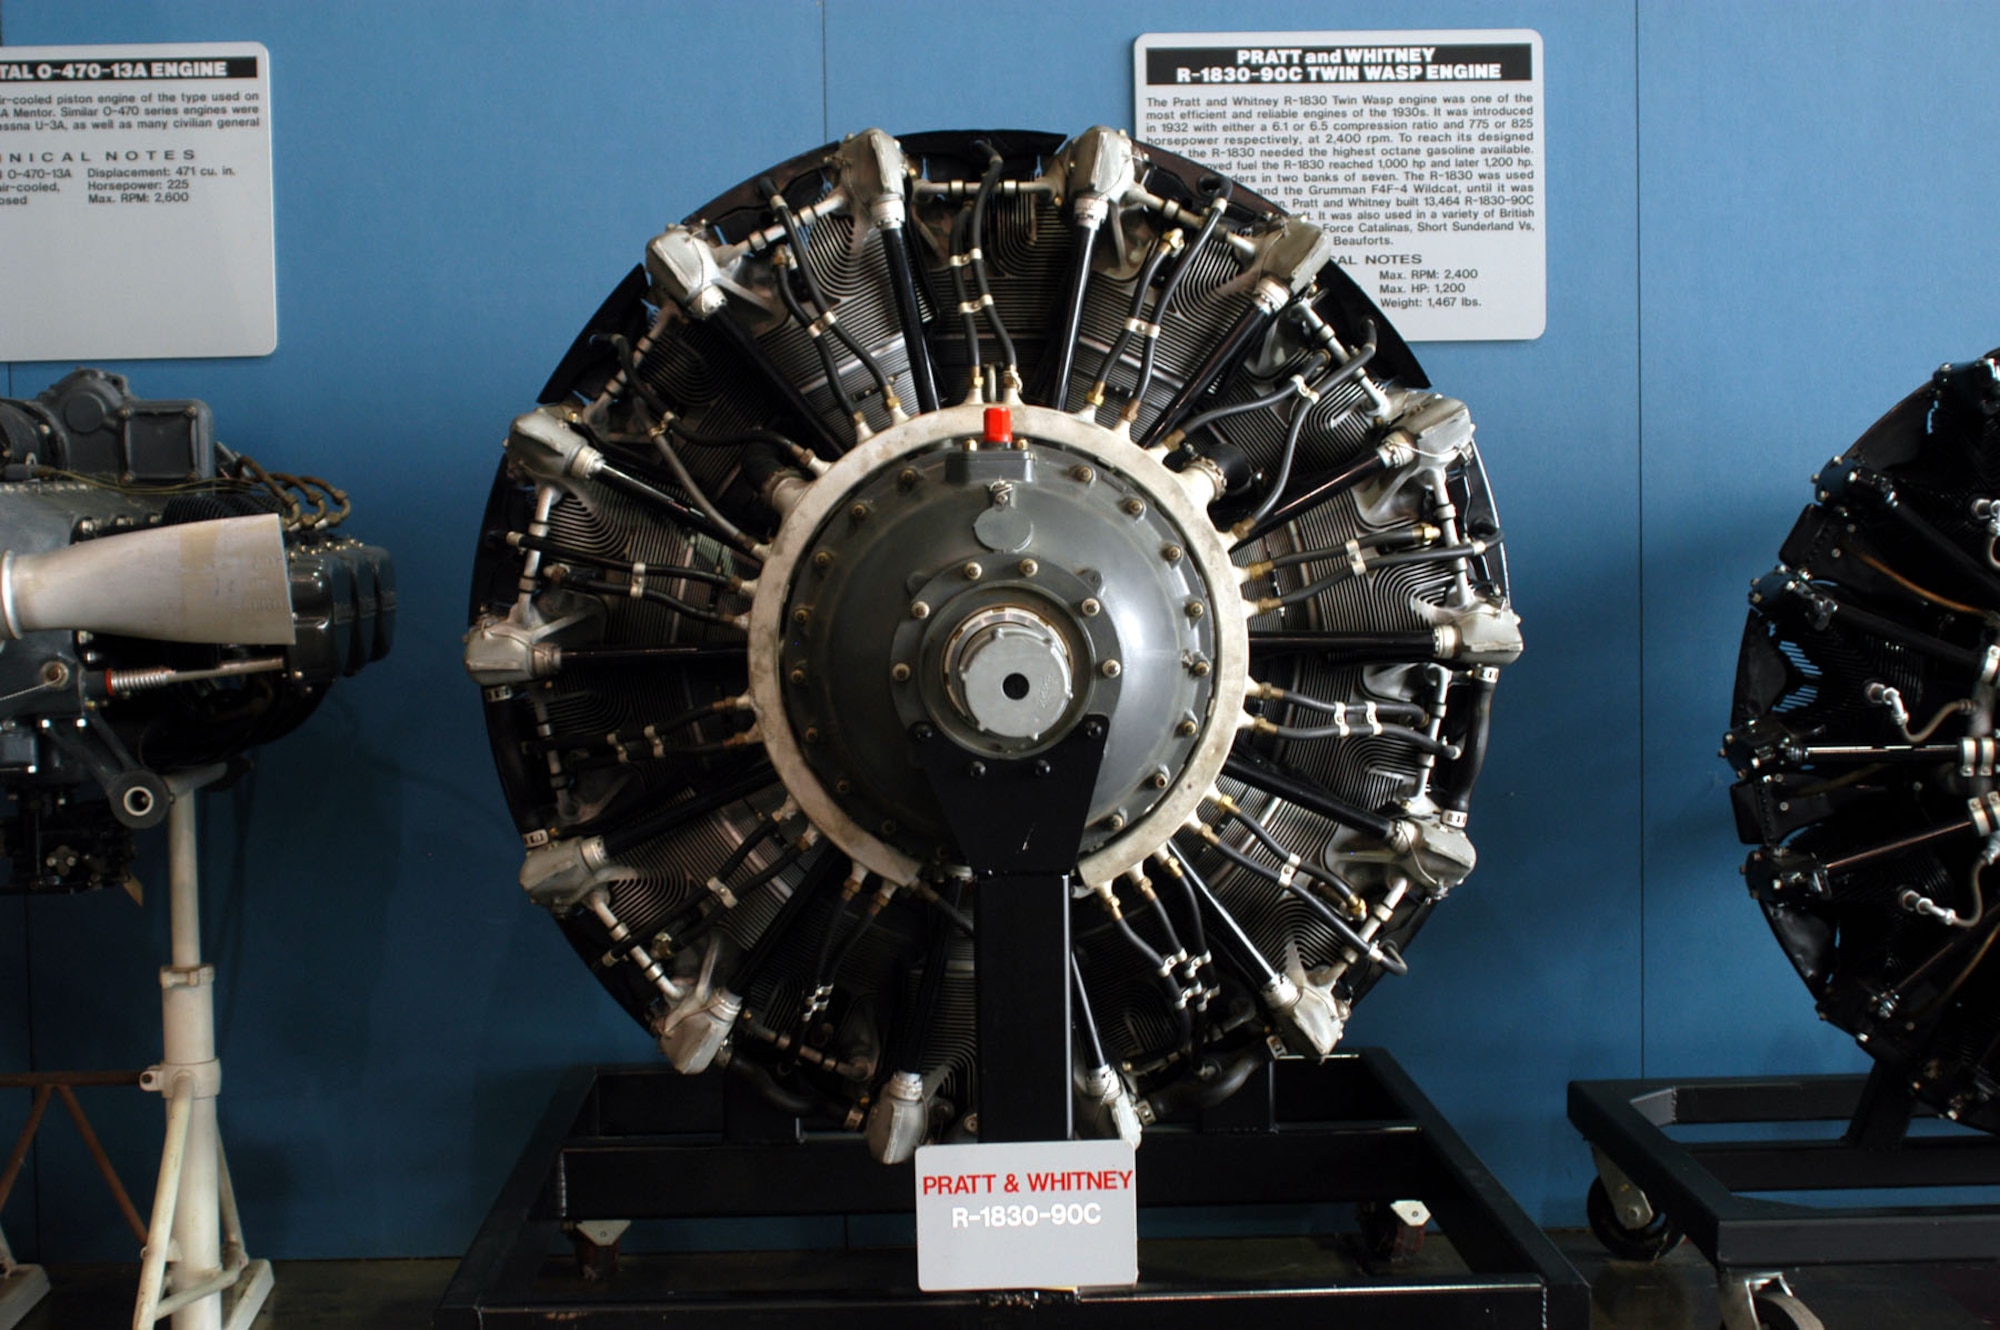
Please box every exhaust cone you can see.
[1,514,296,645]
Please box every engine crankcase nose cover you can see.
[1730,349,2000,1130]
[750,403,1246,887]
[467,126,1519,1155]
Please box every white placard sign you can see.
[0,42,276,360]
[1135,30,1545,341]
[915,1139,1137,1291]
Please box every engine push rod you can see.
[879,225,941,413]
[1222,749,1401,844]
[1041,214,1101,412]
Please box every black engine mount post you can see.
[914,714,1109,1143]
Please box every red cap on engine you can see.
[983,405,1013,445]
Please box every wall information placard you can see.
[0,42,276,361]
[1135,30,1544,341]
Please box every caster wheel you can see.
[1746,1289,1824,1330]
[1586,1176,1682,1261]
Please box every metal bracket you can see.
[1589,1144,1655,1230]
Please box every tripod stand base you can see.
[437,1049,1586,1329]
[217,1258,273,1330]
[0,1261,49,1330]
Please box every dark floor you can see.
[5,1234,1997,1328]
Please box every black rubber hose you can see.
[504,532,735,588]
[1170,368,1323,456]
[764,179,899,410]
[656,840,812,956]
[882,225,940,412]
[703,309,847,459]
[594,334,794,551]
[891,881,959,1074]
[1234,450,1390,549]
[1236,381,1317,528]
[1238,337,1380,535]
[1131,884,1184,958]
[1164,840,1278,985]
[529,699,730,753]
[967,142,1019,374]
[590,464,752,556]
[1092,234,1176,401]
[569,576,738,629]
[1877,497,2000,606]
[1145,1046,1267,1118]
[1262,719,1458,758]
[1273,540,1498,607]
[734,851,845,990]
[1803,592,1985,672]
[774,253,863,427]
[1259,688,1429,726]
[1153,858,1209,970]
[714,817,784,883]
[1110,913,1194,1051]
[663,842,811,951]
[1440,670,1497,818]
[1131,180,1231,410]
[948,208,983,392]
[823,905,880,986]
[1071,952,1108,1069]
[1261,528,1434,571]
[1200,834,1382,961]
[812,890,858,987]
[669,420,811,454]
[727,1054,824,1118]
[1215,802,1360,906]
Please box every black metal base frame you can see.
[1569,1065,2000,1272]
[437,1049,1585,1328]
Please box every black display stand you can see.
[1569,1066,2000,1326]
[435,1050,1586,1329]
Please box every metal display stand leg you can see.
[435,1050,1587,1329]
[132,776,273,1330]
[1569,1066,2000,1330]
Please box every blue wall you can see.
[0,0,1988,1261]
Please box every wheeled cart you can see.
[1570,1065,2000,1330]
[437,1048,1586,1329]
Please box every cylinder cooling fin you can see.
[465,128,1520,1158]
[1729,350,2000,1129]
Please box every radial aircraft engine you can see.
[466,128,1520,1162]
